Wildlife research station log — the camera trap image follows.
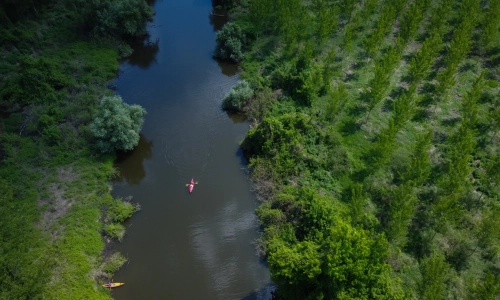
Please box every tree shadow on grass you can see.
[458,61,479,73]
[483,46,500,69]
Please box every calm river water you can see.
[110,0,272,299]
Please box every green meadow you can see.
[0,1,151,298]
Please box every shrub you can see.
[213,22,245,62]
[104,223,126,241]
[90,95,146,153]
[246,87,276,120]
[107,199,136,223]
[222,80,254,111]
[102,252,127,276]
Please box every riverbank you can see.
[222,0,500,298]
[0,2,151,298]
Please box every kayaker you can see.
[106,282,113,287]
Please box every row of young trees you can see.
[436,0,481,96]
[362,0,406,56]
[432,74,484,231]
[365,0,444,115]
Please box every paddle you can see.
[106,279,113,290]
[185,182,199,186]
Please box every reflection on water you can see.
[126,38,160,70]
[112,135,153,185]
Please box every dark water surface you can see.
[110,1,272,299]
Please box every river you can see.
[109,0,272,299]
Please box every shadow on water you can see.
[216,58,239,76]
[112,134,153,185]
[240,284,276,300]
[125,38,160,70]
[209,3,228,32]
[227,112,247,124]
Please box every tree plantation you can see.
[219,0,500,298]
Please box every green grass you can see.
[0,3,141,299]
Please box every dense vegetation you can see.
[0,0,151,298]
[218,0,500,298]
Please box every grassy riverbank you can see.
[0,1,151,298]
[220,0,500,298]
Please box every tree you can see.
[312,0,339,45]
[467,272,500,300]
[387,183,417,245]
[213,22,245,62]
[222,80,254,112]
[71,0,154,38]
[350,183,366,227]
[480,0,500,52]
[322,219,404,299]
[325,82,348,123]
[248,0,274,35]
[90,95,146,153]
[400,129,433,185]
[419,252,449,300]
[408,31,444,84]
[268,218,404,300]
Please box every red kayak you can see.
[189,178,195,193]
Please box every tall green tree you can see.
[467,272,500,300]
[90,95,146,153]
[312,0,339,45]
[419,252,449,300]
[248,0,273,35]
[480,0,500,52]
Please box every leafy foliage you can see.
[213,22,245,62]
[222,80,254,111]
[107,198,137,223]
[90,95,146,153]
[104,223,126,241]
[70,0,154,38]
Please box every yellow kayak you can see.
[102,282,124,288]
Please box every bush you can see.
[107,199,136,223]
[213,22,245,62]
[246,87,276,120]
[90,95,146,153]
[222,80,254,111]
[102,252,127,276]
[104,223,125,241]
